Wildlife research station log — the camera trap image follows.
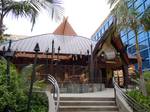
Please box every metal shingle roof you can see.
[0,34,96,55]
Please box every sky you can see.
[4,0,110,38]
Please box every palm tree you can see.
[0,0,64,40]
[106,0,150,96]
[141,6,150,31]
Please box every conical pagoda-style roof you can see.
[53,17,77,36]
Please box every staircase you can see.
[59,97,118,112]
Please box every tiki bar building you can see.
[0,19,136,93]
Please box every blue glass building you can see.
[91,0,150,71]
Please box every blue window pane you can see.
[121,34,128,42]
[99,29,102,36]
[123,41,128,45]
[138,26,144,34]
[148,31,150,38]
[128,45,136,54]
[128,0,134,8]
[128,30,135,39]
[149,38,150,48]
[96,33,99,39]
[134,0,144,8]
[108,16,113,25]
[140,49,149,59]
[138,32,147,42]
[129,37,135,45]
[142,60,150,69]
[135,64,138,70]
[139,40,149,50]
[101,27,104,34]
[145,0,150,9]
[136,4,145,13]
[94,36,97,41]
[120,29,127,37]
[98,32,101,38]
[105,23,109,31]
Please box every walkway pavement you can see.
[60,88,114,98]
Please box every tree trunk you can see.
[134,30,147,96]
[0,16,3,40]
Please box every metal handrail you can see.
[113,77,149,112]
[47,74,60,112]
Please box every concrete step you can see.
[59,96,118,112]
[59,101,116,106]
[60,97,115,101]
[59,106,118,111]
[61,111,118,112]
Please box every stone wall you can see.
[60,83,105,93]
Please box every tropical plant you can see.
[21,64,47,90]
[0,0,64,40]
[127,90,150,111]
[0,58,48,111]
[143,71,150,96]
[106,0,150,96]
[141,6,150,31]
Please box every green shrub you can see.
[0,58,48,112]
[143,71,150,78]
[127,90,150,111]
[143,71,150,95]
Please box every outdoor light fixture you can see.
[116,52,120,57]
[27,43,40,112]
[101,52,105,57]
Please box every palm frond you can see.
[4,1,40,30]
[141,6,150,31]
[106,0,118,8]
[111,0,140,32]
[33,80,47,90]
[38,0,64,21]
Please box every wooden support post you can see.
[51,40,55,76]
[90,44,94,83]
[122,65,129,89]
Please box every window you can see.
[94,36,97,41]
[105,23,109,31]
[138,26,144,34]
[121,34,128,42]
[128,0,134,8]
[93,35,97,41]
[98,31,101,38]
[128,30,135,39]
[96,33,99,40]
[140,49,149,59]
[120,30,127,37]
[149,37,150,44]
[138,32,147,43]
[108,16,113,25]
[139,40,149,50]
[148,31,150,38]
[142,59,150,69]
[101,27,104,34]
[129,37,135,46]
[145,0,150,9]
[136,4,145,14]
[128,45,136,54]
[134,0,143,9]
[135,64,138,70]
